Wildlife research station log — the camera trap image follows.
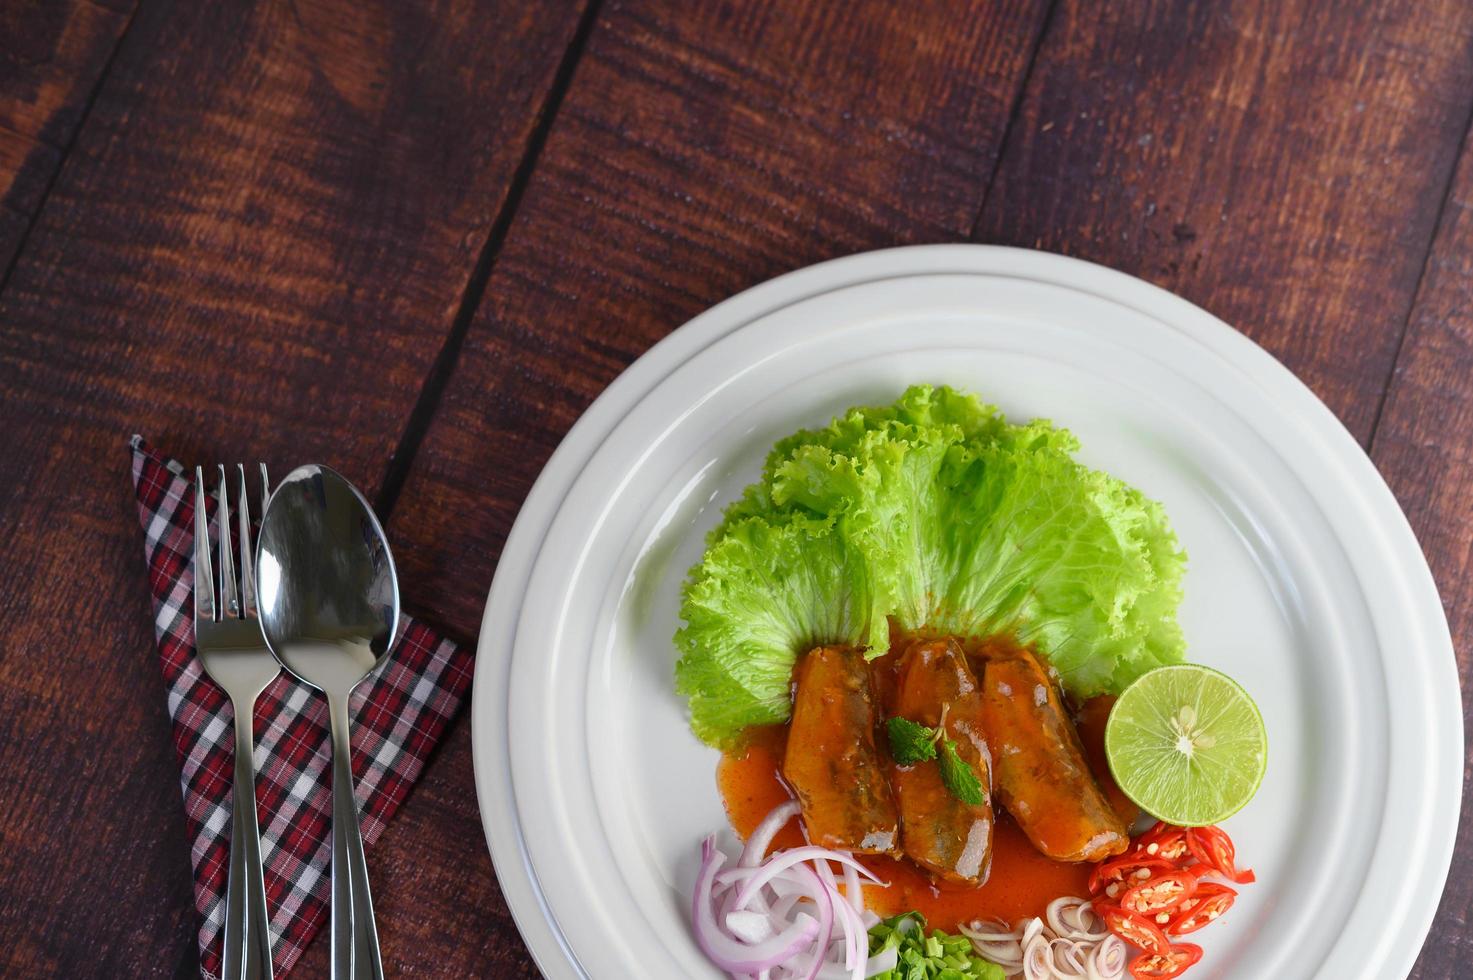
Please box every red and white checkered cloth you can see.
[129,436,474,979]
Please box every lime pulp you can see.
[1104,663,1267,827]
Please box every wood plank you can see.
[0,130,59,216]
[1368,129,1473,980]
[381,1,1473,974]
[0,0,133,270]
[975,11,1473,963]
[0,0,132,144]
[0,0,589,973]
[377,0,1050,972]
[390,0,1052,635]
[973,0,1473,445]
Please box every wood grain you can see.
[388,0,1053,637]
[973,0,1473,444]
[380,1,1473,976]
[0,0,1469,976]
[0,0,589,974]
[376,0,1051,973]
[972,13,1473,966]
[0,0,133,271]
[1368,128,1473,979]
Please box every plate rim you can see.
[469,244,1461,979]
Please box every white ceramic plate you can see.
[471,246,1460,979]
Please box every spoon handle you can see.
[329,696,385,980]
[224,695,275,980]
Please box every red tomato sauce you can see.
[718,721,1110,930]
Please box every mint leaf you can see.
[887,716,938,765]
[938,737,985,805]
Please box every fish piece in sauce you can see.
[980,647,1129,863]
[892,638,995,884]
[783,645,899,854]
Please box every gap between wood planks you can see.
[0,3,140,296]
[368,0,1061,527]
[1364,94,1473,454]
[161,4,603,977]
[967,0,1060,241]
[370,0,606,521]
[1,0,1462,510]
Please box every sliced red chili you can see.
[1090,856,1176,895]
[1184,826,1230,869]
[1135,821,1172,848]
[1102,906,1169,954]
[1187,826,1254,883]
[1143,830,1191,864]
[1128,943,1204,979]
[1121,869,1198,915]
[1166,882,1236,936]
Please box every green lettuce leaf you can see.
[674,385,1187,747]
[674,511,888,747]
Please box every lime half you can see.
[1105,664,1267,827]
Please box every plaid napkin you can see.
[129,437,473,979]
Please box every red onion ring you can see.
[694,837,822,972]
[732,847,884,910]
[691,803,893,979]
[741,800,802,867]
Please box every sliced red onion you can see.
[692,802,906,980]
[1047,896,1110,942]
[1090,935,1126,980]
[693,837,822,972]
[741,800,802,867]
[963,902,1128,979]
[813,860,867,980]
[732,847,884,911]
[864,947,898,977]
[790,863,834,980]
[959,918,1017,943]
[838,899,867,979]
[842,863,863,913]
[716,866,770,887]
[727,909,775,944]
[1022,932,1054,980]
[770,892,802,923]
[1049,937,1089,978]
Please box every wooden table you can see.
[1,1,1468,976]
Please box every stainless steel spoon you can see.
[256,464,397,980]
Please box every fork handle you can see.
[224,696,275,980]
[329,695,385,980]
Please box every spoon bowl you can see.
[257,463,397,980]
[256,464,397,692]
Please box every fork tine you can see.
[259,462,270,517]
[216,465,239,618]
[194,467,215,622]
[237,464,257,619]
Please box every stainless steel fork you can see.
[194,464,279,980]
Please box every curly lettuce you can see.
[675,385,1186,748]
